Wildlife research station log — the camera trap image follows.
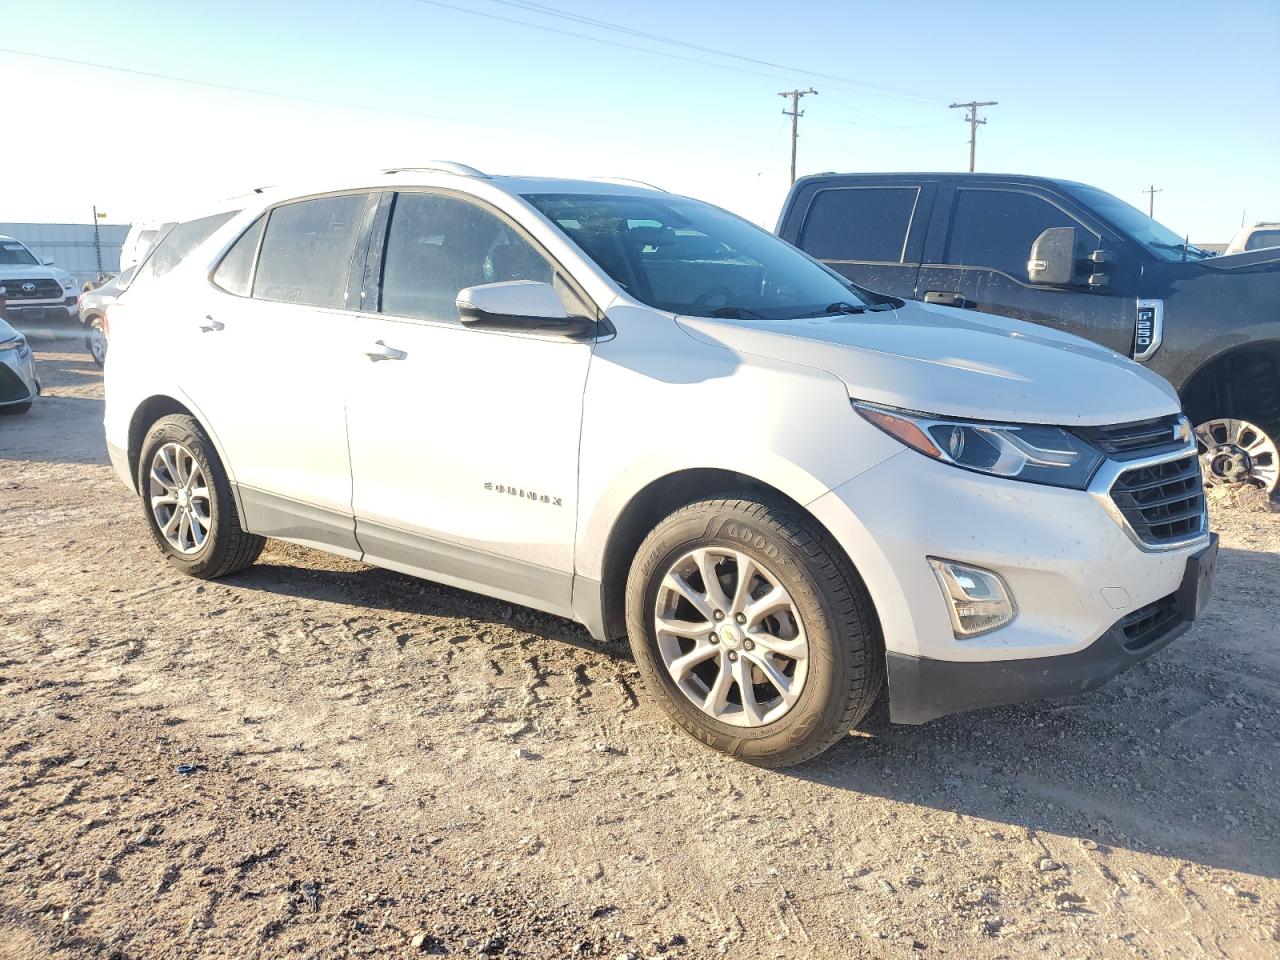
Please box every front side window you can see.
[946,190,1097,280]
[134,212,237,284]
[253,194,370,308]
[525,193,870,319]
[380,192,553,323]
[0,241,38,266]
[800,187,919,262]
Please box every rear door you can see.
[917,184,1135,354]
[192,192,378,553]
[785,180,932,299]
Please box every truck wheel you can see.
[137,415,265,578]
[1195,418,1279,493]
[86,318,107,365]
[625,494,883,768]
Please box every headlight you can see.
[61,277,75,289]
[0,337,25,352]
[853,401,1104,489]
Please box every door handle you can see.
[923,291,969,308]
[198,315,225,332]
[363,340,407,362]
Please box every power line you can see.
[412,0,944,105]
[1143,184,1163,218]
[949,100,997,172]
[0,46,565,136]
[779,88,818,186]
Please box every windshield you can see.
[524,192,871,319]
[1061,183,1212,261]
[0,241,39,266]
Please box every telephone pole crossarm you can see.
[779,87,818,186]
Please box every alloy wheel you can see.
[88,323,107,364]
[654,547,809,727]
[148,442,212,554]
[1194,418,1279,493]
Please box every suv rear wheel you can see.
[625,494,882,767]
[137,415,265,578]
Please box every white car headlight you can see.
[61,277,75,290]
[853,401,1105,490]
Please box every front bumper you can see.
[0,344,40,405]
[808,446,1212,723]
[3,297,78,326]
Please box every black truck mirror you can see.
[1027,227,1077,285]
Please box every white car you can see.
[103,163,1217,767]
[1224,222,1280,255]
[0,305,40,414]
[0,235,79,326]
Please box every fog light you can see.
[928,558,1016,638]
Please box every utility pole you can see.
[949,100,997,172]
[1142,185,1163,218]
[778,88,818,185]
[92,205,103,274]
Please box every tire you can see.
[136,414,264,578]
[0,401,32,415]
[86,317,107,366]
[625,494,883,768]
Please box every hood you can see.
[0,263,66,281]
[1201,247,1280,272]
[676,301,1180,426]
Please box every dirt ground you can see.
[2,342,1278,960]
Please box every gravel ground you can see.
[2,343,1278,960]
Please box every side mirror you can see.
[456,281,592,336]
[1027,227,1077,285]
[41,257,55,266]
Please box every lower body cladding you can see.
[809,449,1216,724]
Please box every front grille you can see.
[1110,454,1206,546]
[1076,414,1186,459]
[1,278,62,300]
[0,363,31,403]
[1118,593,1180,651]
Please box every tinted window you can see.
[380,192,553,323]
[0,241,38,266]
[800,187,918,262]
[212,215,266,297]
[948,190,1095,278]
[1245,229,1280,252]
[132,212,237,284]
[254,194,370,308]
[526,192,870,320]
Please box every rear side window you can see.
[380,192,553,323]
[134,212,236,284]
[253,194,370,308]
[212,216,266,297]
[1245,229,1280,252]
[946,189,1094,278]
[799,187,919,262]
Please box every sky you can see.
[2,0,1278,241]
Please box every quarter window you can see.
[380,192,553,323]
[253,194,371,308]
[134,212,237,284]
[212,215,266,297]
[800,187,919,262]
[946,189,1095,279]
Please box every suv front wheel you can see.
[137,415,265,578]
[626,494,883,767]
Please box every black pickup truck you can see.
[777,173,1280,493]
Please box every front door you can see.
[917,185,1136,356]
[345,190,594,616]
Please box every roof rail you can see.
[381,161,490,179]
[589,176,669,193]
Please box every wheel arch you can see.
[1178,340,1280,428]
[593,467,881,643]
[126,395,243,513]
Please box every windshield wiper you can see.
[825,301,867,315]
[1150,240,1212,260]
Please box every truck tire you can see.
[625,494,883,767]
[1194,417,1279,494]
[137,414,265,578]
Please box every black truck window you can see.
[946,189,1092,279]
[800,187,918,263]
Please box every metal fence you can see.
[0,221,131,290]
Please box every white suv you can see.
[0,235,79,326]
[103,163,1217,766]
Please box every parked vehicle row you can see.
[102,164,1216,766]
[777,173,1280,493]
